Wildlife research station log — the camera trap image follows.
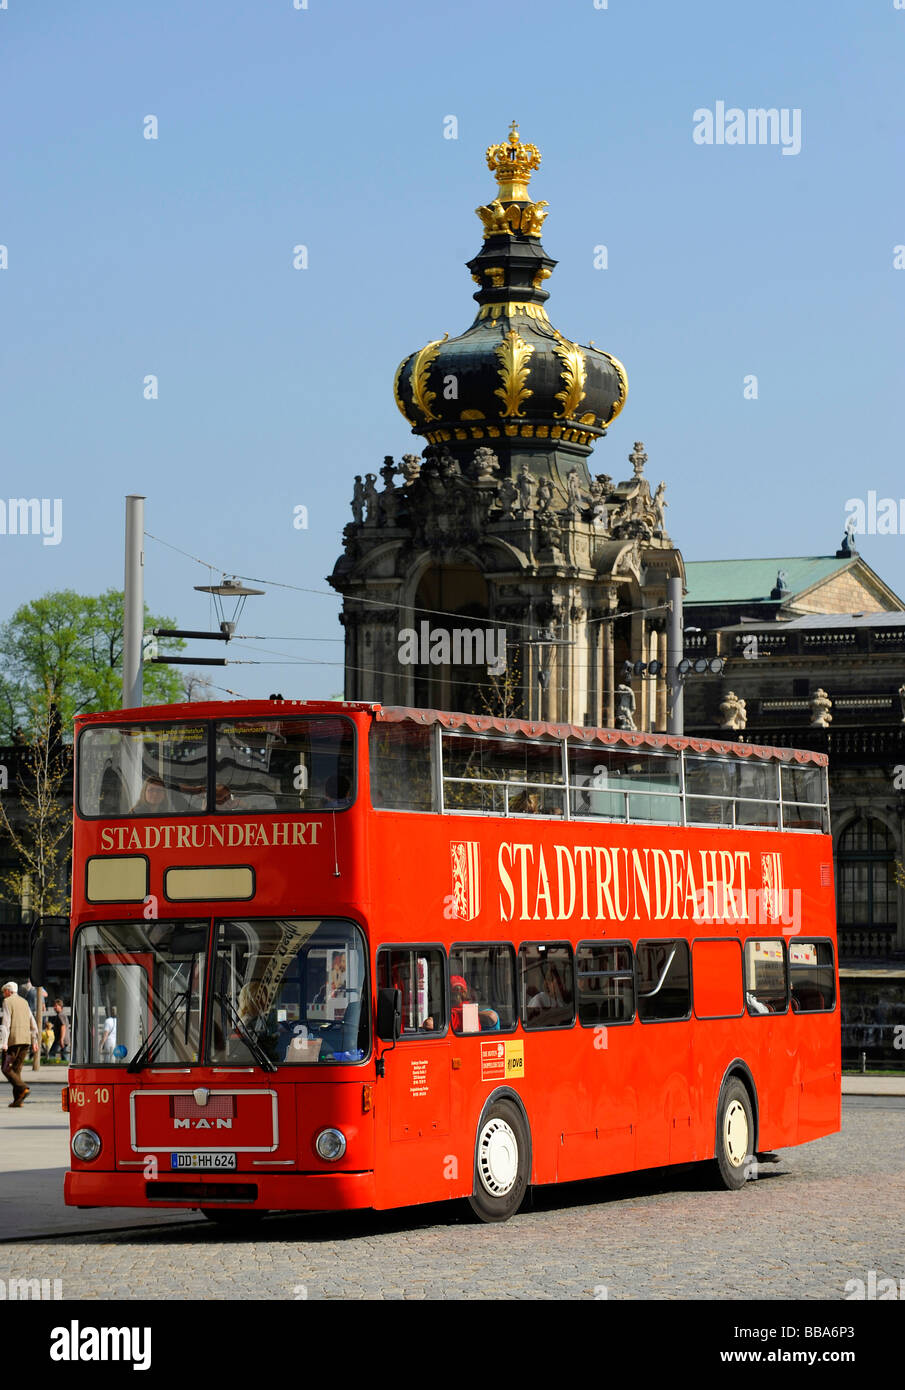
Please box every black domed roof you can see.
[394,124,627,479]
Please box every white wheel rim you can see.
[477,1118,519,1197]
[724,1099,749,1168]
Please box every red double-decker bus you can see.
[60,698,839,1224]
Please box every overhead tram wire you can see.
[143,531,666,638]
[144,530,672,704]
[231,569,669,635]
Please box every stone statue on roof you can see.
[810,688,832,728]
[615,682,636,731]
[719,690,747,731]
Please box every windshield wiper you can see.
[215,990,278,1073]
[128,989,190,1073]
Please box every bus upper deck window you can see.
[214,717,355,813]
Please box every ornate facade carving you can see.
[330,438,683,725]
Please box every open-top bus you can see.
[59,698,839,1223]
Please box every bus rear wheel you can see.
[467,1099,529,1224]
[715,1078,754,1191]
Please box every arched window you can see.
[836,818,897,929]
[411,565,521,717]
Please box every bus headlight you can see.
[72,1128,102,1162]
[315,1128,347,1161]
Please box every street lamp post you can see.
[122,495,145,709]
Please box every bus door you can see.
[375,946,451,1207]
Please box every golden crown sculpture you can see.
[485,121,541,201]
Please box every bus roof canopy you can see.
[375,705,827,767]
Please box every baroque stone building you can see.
[329,125,681,728]
[327,125,905,1049]
[679,545,905,1057]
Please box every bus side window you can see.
[519,944,575,1030]
[744,939,788,1015]
[636,940,691,1023]
[789,941,835,1012]
[576,942,635,1026]
[449,944,517,1033]
[376,947,447,1035]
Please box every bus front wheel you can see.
[467,1099,530,1223]
[715,1078,754,1191]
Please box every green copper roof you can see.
[683,557,850,606]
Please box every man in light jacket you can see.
[0,982,39,1107]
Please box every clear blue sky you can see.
[1,0,903,700]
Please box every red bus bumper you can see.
[64,1169,376,1213]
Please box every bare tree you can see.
[182,672,216,703]
[480,645,523,719]
[0,695,71,923]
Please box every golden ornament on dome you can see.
[485,121,542,201]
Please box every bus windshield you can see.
[71,921,207,1066]
[78,716,356,817]
[210,918,368,1066]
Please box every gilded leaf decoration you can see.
[477,302,551,325]
[393,356,416,425]
[601,350,629,423]
[552,335,587,420]
[494,329,534,418]
[410,334,448,423]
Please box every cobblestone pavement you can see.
[1,1098,902,1300]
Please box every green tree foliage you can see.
[0,589,186,739]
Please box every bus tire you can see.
[714,1078,754,1191]
[467,1099,530,1223]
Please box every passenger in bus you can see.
[131,777,167,814]
[510,790,540,814]
[450,975,500,1033]
[526,964,568,1021]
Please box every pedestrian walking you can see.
[22,977,47,1016]
[0,981,39,1106]
[49,999,69,1061]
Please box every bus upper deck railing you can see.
[370,718,830,833]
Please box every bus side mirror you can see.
[376,987,402,1042]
